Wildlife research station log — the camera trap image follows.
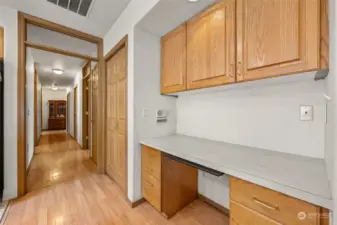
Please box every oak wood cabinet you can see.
[141,145,198,218]
[236,0,321,82]
[161,24,187,94]
[160,0,328,94]
[0,27,3,59]
[48,100,66,130]
[187,0,236,90]
[230,177,329,225]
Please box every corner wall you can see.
[0,6,18,201]
[104,0,160,202]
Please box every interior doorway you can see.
[74,85,78,142]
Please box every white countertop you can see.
[140,134,333,210]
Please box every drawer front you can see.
[230,177,319,225]
[230,200,281,225]
[142,171,161,211]
[142,145,161,179]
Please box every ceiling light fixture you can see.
[52,84,58,91]
[52,69,64,75]
[188,0,199,2]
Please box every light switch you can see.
[142,107,149,117]
[300,105,313,121]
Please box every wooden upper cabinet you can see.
[187,0,236,90]
[0,27,3,59]
[236,0,320,82]
[161,24,187,94]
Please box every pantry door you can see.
[106,46,127,193]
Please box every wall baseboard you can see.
[198,193,229,215]
[128,198,145,208]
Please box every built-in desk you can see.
[140,134,331,223]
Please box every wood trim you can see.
[25,41,99,62]
[34,64,38,146]
[74,85,78,142]
[97,40,105,173]
[67,93,70,133]
[198,193,230,215]
[82,71,91,150]
[20,12,101,44]
[103,35,128,195]
[17,12,27,198]
[40,88,43,131]
[0,27,4,59]
[128,198,145,208]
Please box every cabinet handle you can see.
[253,198,278,211]
[237,62,242,77]
[145,181,153,187]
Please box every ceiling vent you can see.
[47,0,93,17]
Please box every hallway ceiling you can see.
[29,48,85,87]
[0,0,130,37]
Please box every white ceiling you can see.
[137,0,216,37]
[28,47,85,87]
[0,0,130,37]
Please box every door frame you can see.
[17,12,105,197]
[104,35,128,196]
[74,85,78,142]
[67,93,70,134]
[82,61,91,150]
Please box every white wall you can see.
[133,28,177,200]
[0,6,18,201]
[73,72,83,146]
[41,87,67,130]
[325,0,336,223]
[177,80,326,208]
[26,48,35,169]
[67,89,75,137]
[104,0,160,202]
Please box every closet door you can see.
[187,0,236,90]
[236,0,320,82]
[106,46,127,193]
[161,24,187,94]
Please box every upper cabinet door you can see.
[187,0,236,90]
[161,24,187,94]
[236,0,320,82]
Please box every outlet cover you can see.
[300,105,313,121]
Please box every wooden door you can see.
[0,27,3,59]
[187,0,236,90]
[161,24,187,94]
[67,93,70,133]
[106,46,127,193]
[34,64,38,145]
[74,86,77,141]
[82,76,90,149]
[92,66,98,164]
[236,0,320,82]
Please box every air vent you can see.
[47,0,93,17]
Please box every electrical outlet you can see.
[300,105,313,121]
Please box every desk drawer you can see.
[142,145,161,179]
[142,171,161,211]
[230,177,319,225]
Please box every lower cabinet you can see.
[230,177,329,225]
[141,145,198,218]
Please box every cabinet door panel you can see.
[237,0,320,81]
[161,24,186,94]
[187,0,235,90]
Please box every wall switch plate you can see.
[300,105,313,121]
[142,107,149,117]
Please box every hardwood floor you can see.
[4,131,228,225]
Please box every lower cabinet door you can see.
[230,201,281,225]
[142,171,161,212]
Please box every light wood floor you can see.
[4,131,228,225]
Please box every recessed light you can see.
[52,69,64,75]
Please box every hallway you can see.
[2,131,227,225]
